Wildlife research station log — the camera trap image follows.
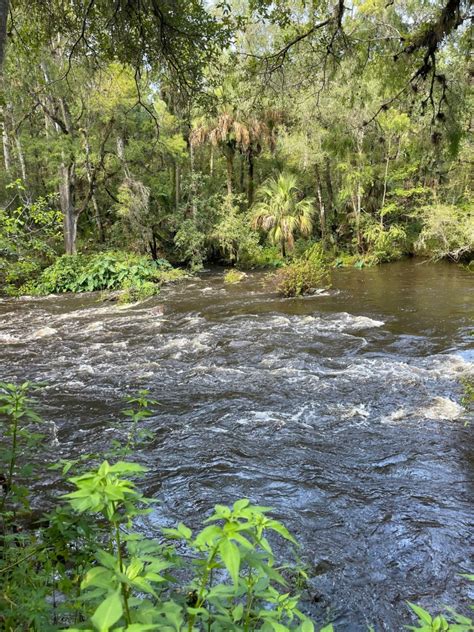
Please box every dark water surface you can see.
[1,260,473,630]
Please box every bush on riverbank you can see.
[18,251,186,298]
[414,203,474,261]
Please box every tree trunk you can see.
[247,150,254,207]
[189,140,197,218]
[117,136,130,178]
[15,134,27,183]
[83,131,104,242]
[1,113,11,175]
[315,163,326,243]
[59,161,77,255]
[324,156,335,225]
[225,147,233,197]
[281,239,286,258]
[210,146,214,176]
[149,232,158,260]
[0,0,9,71]
[380,139,391,228]
[175,160,180,211]
[239,154,245,192]
[355,183,362,253]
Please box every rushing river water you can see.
[0,260,473,630]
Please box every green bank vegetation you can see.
[0,0,472,298]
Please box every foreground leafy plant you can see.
[0,382,44,516]
[63,460,324,632]
[406,600,474,631]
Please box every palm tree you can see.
[190,85,284,203]
[252,173,315,257]
[191,109,266,199]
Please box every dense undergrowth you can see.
[1,175,472,301]
[1,250,187,300]
[0,383,472,631]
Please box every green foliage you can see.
[0,381,44,516]
[273,259,331,298]
[174,219,208,271]
[66,464,317,632]
[29,251,177,296]
[112,390,157,456]
[406,601,474,631]
[252,173,316,257]
[414,203,474,261]
[0,181,62,293]
[361,217,409,263]
[239,245,285,269]
[298,242,329,267]
[224,269,247,284]
[211,196,261,264]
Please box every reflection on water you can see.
[0,260,473,630]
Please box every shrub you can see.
[173,219,207,270]
[274,259,331,297]
[211,196,260,264]
[224,269,247,284]
[414,203,474,261]
[28,251,177,296]
[239,245,285,269]
[361,217,408,263]
[0,182,62,294]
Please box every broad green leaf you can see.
[219,538,241,587]
[407,602,433,624]
[91,591,123,631]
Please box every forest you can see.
[0,0,472,297]
[0,0,473,631]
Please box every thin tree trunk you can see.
[189,141,197,218]
[59,161,77,255]
[239,154,245,192]
[356,183,362,252]
[315,163,326,243]
[281,240,286,258]
[2,114,11,175]
[225,150,233,197]
[175,160,180,211]
[15,134,27,183]
[380,139,391,227]
[209,146,214,176]
[0,0,9,71]
[247,151,254,207]
[83,131,104,241]
[117,136,130,178]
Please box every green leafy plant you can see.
[406,601,474,631]
[63,460,325,632]
[224,269,247,284]
[252,173,316,258]
[113,389,157,456]
[27,251,181,297]
[273,259,331,297]
[0,382,44,515]
[414,203,474,262]
[361,217,408,263]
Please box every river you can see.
[0,260,473,630]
